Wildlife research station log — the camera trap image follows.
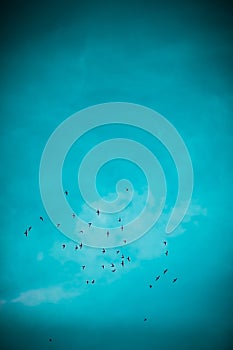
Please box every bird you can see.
[49,338,52,342]
[64,191,68,196]
[107,231,110,237]
[164,269,168,274]
[56,224,60,228]
[126,188,129,192]
[82,265,86,270]
[116,250,120,254]
[24,229,28,237]
[165,250,168,256]
[39,216,43,221]
[149,285,152,288]
[121,261,124,267]
[101,265,105,269]
[127,257,131,262]
[96,210,100,216]
[123,240,127,244]
[79,243,83,249]
[121,225,124,231]
[72,213,75,218]
[121,254,124,259]
[144,318,147,322]
[112,269,116,272]
[118,218,122,222]
[88,222,92,228]
[173,278,178,283]
[102,248,106,253]
[28,226,32,231]
[86,280,89,284]
[79,230,84,234]
[163,241,167,246]
[62,244,66,249]
[91,280,95,284]
[75,245,79,250]
[111,263,115,267]
[155,276,160,281]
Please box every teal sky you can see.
[1,1,233,349]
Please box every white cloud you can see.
[11,285,80,307]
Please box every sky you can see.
[0,0,233,349]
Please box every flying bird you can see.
[102,248,106,253]
[79,230,84,234]
[88,222,92,228]
[123,240,127,244]
[116,250,120,254]
[149,285,152,288]
[126,188,129,192]
[164,269,168,274]
[144,318,147,322]
[72,213,75,218]
[107,231,110,237]
[118,218,122,222]
[39,216,44,221]
[28,226,32,231]
[91,280,95,284]
[127,257,131,262]
[121,261,124,267]
[86,280,89,284]
[165,250,168,256]
[121,254,124,259]
[56,224,60,228]
[75,245,79,250]
[173,278,178,283]
[24,229,28,237]
[121,225,124,231]
[49,338,52,342]
[82,265,86,270]
[79,243,83,249]
[155,276,160,281]
[96,210,100,216]
[163,241,167,246]
[101,265,105,269]
[112,269,116,272]
[111,263,115,267]
[62,244,66,249]
[65,191,68,196]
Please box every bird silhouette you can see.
[79,243,83,249]
[56,224,60,227]
[144,318,147,322]
[112,269,116,272]
[111,263,115,267]
[126,188,129,192]
[82,265,86,270]
[165,250,168,256]
[116,250,120,254]
[102,248,106,253]
[49,338,52,342]
[149,285,152,288]
[173,278,178,283]
[79,230,84,234]
[118,218,122,222]
[39,216,44,221]
[101,265,105,269]
[91,280,95,284]
[62,244,66,249]
[75,245,78,250]
[24,229,28,237]
[88,222,92,228]
[127,257,130,262]
[65,191,68,196]
[163,241,167,246]
[96,210,100,216]
[121,254,124,259]
[107,231,110,237]
[155,276,160,281]
[121,225,124,231]
[72,213,75,218]
[121,261,124,267]
[123,240,127,244]
[86,280,89,284]
[28,226,32,231]
[164,269,168,274]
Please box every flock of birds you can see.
[23,189,178,342]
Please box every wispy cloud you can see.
[11,285,80,307]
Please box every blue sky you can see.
[1,1,233,349]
